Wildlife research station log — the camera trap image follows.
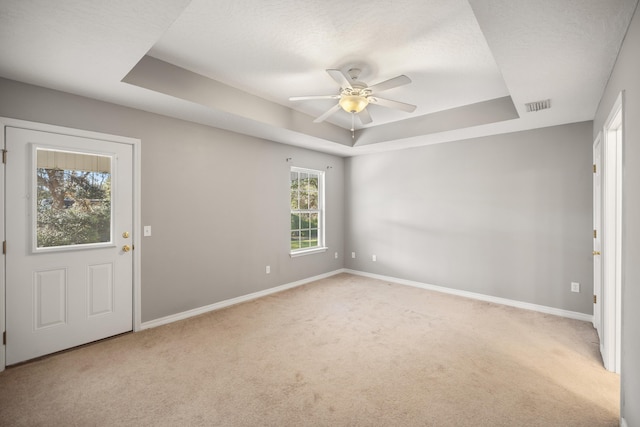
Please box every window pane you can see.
[290,191,299,210]
[310,229,318,247]
[308,190,318,209]
[290,171,299,209]
[308,174,318,209]
[300,229,310,248]
[299,196,309,210]
[308,176,318,191]
[309,213,318,228]
[290,231,300,250]
[291,213,300,230]
[299,182,309,209]
[299,213,310,229]
[36,149,112,248]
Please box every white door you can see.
[5,127,133,365]
[593,134,602,341]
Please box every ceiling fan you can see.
[289,68,417,130]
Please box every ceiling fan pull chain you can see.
[351,113,355,139]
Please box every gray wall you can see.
[345,122,594,314]
[593,3,640,425]
[0,78,345,322]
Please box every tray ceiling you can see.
[0,0,637,156]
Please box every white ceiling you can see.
[0,0,637,156]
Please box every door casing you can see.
[1,117,142,371]
[599,92,624,374]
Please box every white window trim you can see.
[290,246,328,258]
[289,166,326,256]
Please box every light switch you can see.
[144,226,152,237]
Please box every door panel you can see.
[6,127,133,365]
[88,263,115,317]
[34,268,68,329]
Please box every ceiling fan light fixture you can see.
[289,68,415,126]
[339,95,368,113]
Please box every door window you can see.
[35,147,113,251]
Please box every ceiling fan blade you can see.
[358,108,373,125]
[326,69,353,90]
[369,97,416,113]
[313,103,342,123]
[289,95,340,101]
[368,75,411,93]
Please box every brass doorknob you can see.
[122,245,131,253]
[122,231,130,238]
[593,250,601,256]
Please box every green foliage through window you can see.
[36,157,112,248]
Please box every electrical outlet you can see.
[334,252,338,259]
[571,282,580,293]
[351,252,356,259]
[372,254,377,262]
[266,265,270,274]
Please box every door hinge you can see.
[2,241,5,255]
[594,229,597,239]
[2,149,6,164]
[2,331,5,346]
[594,295,597,304]
[593,164,596,173]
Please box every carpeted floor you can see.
[0,273,619,426]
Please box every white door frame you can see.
[600,92,623,373]
[1,117,142,372]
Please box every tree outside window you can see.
[36,149,112,248]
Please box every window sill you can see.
[290,247,328,258]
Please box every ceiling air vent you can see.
[525,99,551,112]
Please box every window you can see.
[35,148,113,251]
[290,167,325,255]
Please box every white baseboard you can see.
[141,267,593,330]
[345,269,594,323]
[621,417,628,427]
[141,269,346,330]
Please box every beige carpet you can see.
[0,273,619,426]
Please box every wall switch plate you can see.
[143,226,152,237]
[266,265,270,274]
[351,252,356,259]
[571,282,580,293]
[372,254,377,262]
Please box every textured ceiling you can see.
[0,0,637,156]
[148,0,510,129]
